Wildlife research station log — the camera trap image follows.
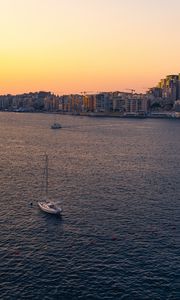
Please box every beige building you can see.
[125,95,148,114]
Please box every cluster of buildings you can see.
[60,92,148,116]
[0,90,149,115]
[0,74,180,117]
[148,74,180,114]
[0,91,58,112]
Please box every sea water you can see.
[0,112,179,299]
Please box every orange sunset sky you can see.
[1,0,180,95]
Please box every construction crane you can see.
[125,89,135,94]
[142,87,150,91]
[80,91,97,95]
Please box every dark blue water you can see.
[0,112,179,300]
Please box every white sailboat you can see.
[51,114,62,129]
[38,153,62,215]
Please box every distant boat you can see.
[51,122,62,129]
[38,153,62,215]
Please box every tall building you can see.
[178,73,180,99]
[94,93,112,112]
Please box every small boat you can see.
[38,153,62,215]
[38,201,62,215]
[51,122,62,129]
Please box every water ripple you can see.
[0,113,179,299]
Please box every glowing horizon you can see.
[1,0,180,95]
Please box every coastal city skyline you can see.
[1,2,179,299]
[1,72,180,119]
[1,0,180,95]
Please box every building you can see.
[94,92,112,112]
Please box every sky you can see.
[1,0,180,95]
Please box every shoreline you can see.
[0,110,179,119]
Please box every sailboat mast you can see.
[45,153,48,196]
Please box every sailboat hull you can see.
[38,202,62,215]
